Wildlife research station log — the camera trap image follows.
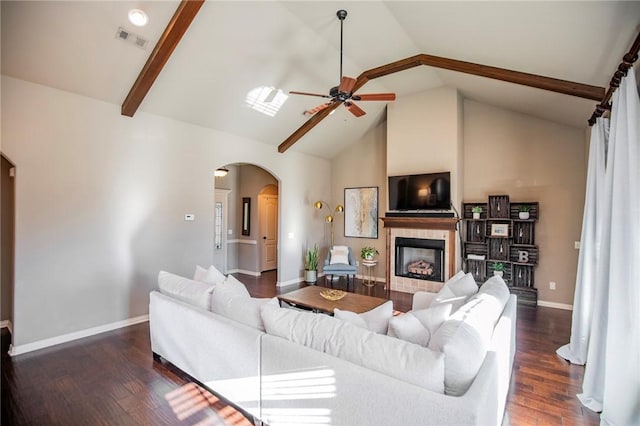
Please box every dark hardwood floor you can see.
[1,271,599,425]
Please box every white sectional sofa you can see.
[149,268,517,425]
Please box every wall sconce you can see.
[215,167,229,177]
[314,200,344,246]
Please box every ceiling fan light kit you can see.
[290,9,396,119]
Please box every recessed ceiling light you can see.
[128,9,148,27]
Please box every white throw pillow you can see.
[193,265,208,282]
[261,305,445,393]
[446,270,466,286]
[429,318,487,396]
[389,304,451,346]
[467,275,511,326]
[430,272,478,313]
[388,313,431,346]
[329,247,350,265]
[219,274,251,298]
[428,284,504,396]
[205,265,227,285]
[158,271,214,310]
[410,304,452,336]
[211,282,277,330]
[448,272,479,298]
[430,286,468,312]
[334,300,394,334]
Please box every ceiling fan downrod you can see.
[337,9,347,84]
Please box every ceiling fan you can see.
[289,10,396,118]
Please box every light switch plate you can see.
[185,214,195,221]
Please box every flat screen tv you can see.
[388,172,451,210]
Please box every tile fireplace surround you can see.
[381,217,459,294]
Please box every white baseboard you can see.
[538,300,573,311]
[9,314,149,357]
[355,274,386,283]
[227,269,261,277]
[277,277,304,287]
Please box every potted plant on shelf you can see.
[492,262,506,277]
[304,244,319,283]
[360,246,379,261]
[472,206,483,219]
[518,205,531,220]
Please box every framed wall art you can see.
[490,223,509,237]
[242,197,251,236]
[344,186,378,239]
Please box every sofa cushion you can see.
[158,271,214,310]
[334,300,393,334]
[428,278,506,396]
[261,305,445,393]
[389,304,451,346]
[211,278,277,331]
[470,275,510,314]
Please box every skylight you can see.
[245,86,288,117]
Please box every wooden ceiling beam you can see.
[121,0,205,117]
[278,102,341,153]
[279,53,606,153]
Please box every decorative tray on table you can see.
[319,289,346,301]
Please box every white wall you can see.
[386,86,464,210]
[1,76,330,348]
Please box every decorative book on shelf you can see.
[462,195,539,306]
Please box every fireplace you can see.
[381,217,458,294]
[395,237,445,282]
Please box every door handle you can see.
[263,236,267,240]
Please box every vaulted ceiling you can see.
[3,1,639,158]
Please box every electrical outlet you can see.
[549,281,556,290]
[574,241,581,249]
[184,214,195,221]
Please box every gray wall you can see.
[2,76,330,349]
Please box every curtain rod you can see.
[588,31,640,126]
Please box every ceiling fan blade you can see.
[290,91,332,99]
[344,101,366,117]
[278,102,342,153]
[338,76,356,94]
[304,102,334,116]
[352,93,396,101]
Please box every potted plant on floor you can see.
[518,205,531,220]
[492,261,506,277]
[472,206,483,219]
[304,244,319,283]
[360,246,379,261]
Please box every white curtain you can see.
[556,117,608,365]
[560,67,640,424]
[597,66,640,426]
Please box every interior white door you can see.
[259,194,278,271]
[214,189,230,273]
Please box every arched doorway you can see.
[213,163,279,278]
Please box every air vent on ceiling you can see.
[115,26,149,50]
